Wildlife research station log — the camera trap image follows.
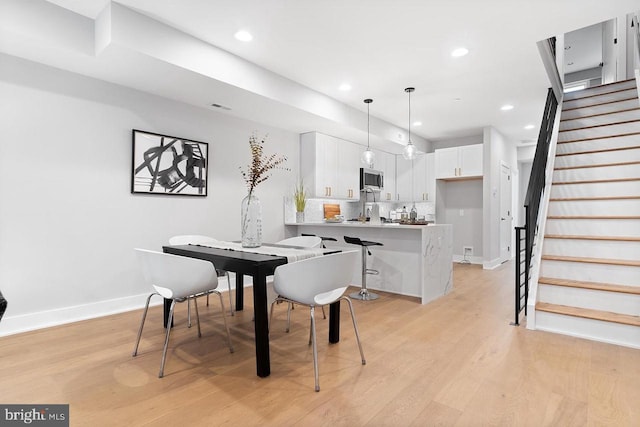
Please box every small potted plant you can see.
[294,180,306,223]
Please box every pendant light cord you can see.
[367,102,370,150]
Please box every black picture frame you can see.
[131,129,209,196]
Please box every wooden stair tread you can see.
[563,87,637,103]
[559,119,640,132]
[544,234,640,242]
[558,131,640,144]
[561,96,639,112]
[552,177,640,185]
[554,161,640,171]
[547,215,640,219]
[536,302,640,327]
[541,254,640,267]
[549,195,640,201]
[538,277,640,295]
[560,107,640,122]
[556,145,640,157]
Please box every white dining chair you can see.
[270,235,324,331]
[269,250,365,391]
[132,248,234,378]
[169,235,234,317]
[276,235,322,248]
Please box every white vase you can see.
[296,211,305,223]
[241,192,262,247]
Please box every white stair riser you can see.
[555,148,640,168]
[535,311,640,349]
[542,238,640,260]
[550,180,639,198]
[540,260,639,286]
[561,88,638,109]
[545,218,640,238]
[547,199,640,216]
[563,80,638,101]
[558,121,640,142]
[538,284,640,316]
[561,98,640,120]
[560,109,640,131]
[556,135,640,155]
[553,163,640,182]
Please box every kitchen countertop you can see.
[285,221,438,229]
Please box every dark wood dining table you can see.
[162,243,342,378]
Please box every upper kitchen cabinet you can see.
[435,144,483,180]
[396,155,427,202]
[337,140,361,199]
[372,149,396,202]
[300,132,360,200]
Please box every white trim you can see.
[452,254,483,265]
[482,257,502,270]
[0,293,156,337]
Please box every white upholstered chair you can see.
[132,248,234,378]
[270,250,366,391]
[168,235,234,317]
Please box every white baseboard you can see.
[452,254,483,265]
[0,293,156,337]
[482,257,503,270]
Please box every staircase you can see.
[535,78,640,349]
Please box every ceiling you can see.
[7,0,640,149]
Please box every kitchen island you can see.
[284,222,453,304]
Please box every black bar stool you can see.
[343,236,383,300]
[301,233,338,249]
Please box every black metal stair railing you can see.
[513,87,558,326]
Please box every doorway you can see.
[500,163,512,263]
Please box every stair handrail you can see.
[513,87,558,325]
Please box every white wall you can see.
[518,161,533,227]
[436,180,483,261]
[482,126,517,269]
[0,54,299,335]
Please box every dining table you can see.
[162,243,342,378]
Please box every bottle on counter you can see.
[410,205,417,221]
[400,206,408,220]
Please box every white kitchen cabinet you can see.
[300,132,361,199]
[396,155,428,202]
[337,140,361,199]
[372,149,396,202]
[425,152,435,202]
[435,144,483,179]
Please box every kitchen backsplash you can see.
[283,197,436,223]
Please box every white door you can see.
[500,163,512,263]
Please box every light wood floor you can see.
[1,262,639,426]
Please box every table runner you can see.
[193,240,326,262]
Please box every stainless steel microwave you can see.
[360,168,383,191]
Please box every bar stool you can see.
[343,236,383,300]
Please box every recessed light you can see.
[451,47,469,57]
[413,121,422,126]
[454,97,462,101]
[234,30,253,42]
[500,104,514,111]
[524,124,535,130]
[339,83,352,91]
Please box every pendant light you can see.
[361,98,375,167]
[402,87,417,160]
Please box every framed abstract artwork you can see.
[131,129,208,196]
